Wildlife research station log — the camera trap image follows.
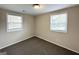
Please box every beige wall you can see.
[0,5,79,53]
[0,9,34,49]
[35,6,79,53]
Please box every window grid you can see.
[50,13,67,33]
[7,14,23,32]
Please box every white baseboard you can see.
[36,35,79,54]
[0,36,33,50]
[1,35,79,54]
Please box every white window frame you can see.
[7,14,23,32]
[50,13,68,33]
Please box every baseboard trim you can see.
[35,35,79,54]
[1,35,79,54]
[0,36,34,50]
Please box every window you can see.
[50,13,67,33]
[7,14,23,32]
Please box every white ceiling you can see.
[0,4,77,15]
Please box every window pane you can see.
[50,13,67,32]
[8,15,22,23]
[7,14,23,32]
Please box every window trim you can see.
[50,13,68,33]
[7,13,23,32]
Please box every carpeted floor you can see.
[1,37,79,55]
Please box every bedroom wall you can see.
[35,6,79,53]
[0,9,34,49]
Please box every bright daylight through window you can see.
[50,13,67,33]
[7,14,23,32]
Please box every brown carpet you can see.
[1,37,79,55]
